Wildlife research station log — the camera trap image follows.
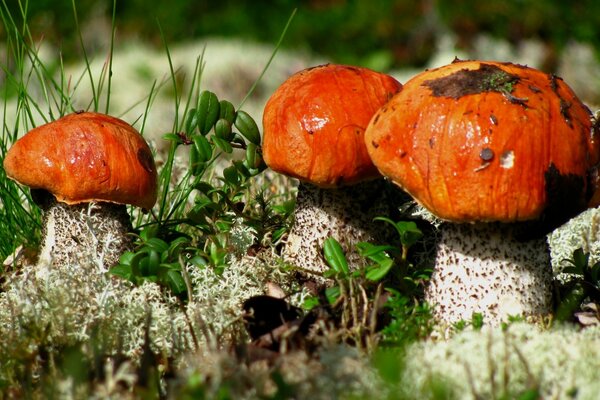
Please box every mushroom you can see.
[365,60,600,325]
[3,111,158,268]
[262,64,403,275]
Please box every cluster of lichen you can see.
[0,218,298,394]
[401,322,600,399]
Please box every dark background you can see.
[4,0,600,73]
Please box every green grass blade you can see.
[237,8,296,109]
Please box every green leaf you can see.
[196,90,220,135]
[213,136,233,153]
[272,227,287,243]
[471,312,484,330]
[162,133,184,143]
[303,296,320,310]
[572,248,589,269]
[396,221,422,247]
[189,255,209,268]
[219,99,236,123]
[356,242,398,258]
[365,258,394,282]
[144,237,170,254]
[192,134,213,162]
[231,160,250,179]
[591,262,600,283]
[245,142,262,169]
[139,225,159,241]
[234,110,261,145]
[140,250,161,277]
[110,263,133,280]
[324,285,341,304]
[214,118,233,141]
[184,108,198,133]
[374,217,422,248]
[128,251,149,277]
[168,237,190,259]
[562,266,582,276]
[555,282,586,321]
[189,144,204,176]
[118,251,136,266]
[222,165,240,186]
[165,270,187,294]
[193,182,214,194]
[323,237,349,276]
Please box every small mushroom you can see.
[262,64,403,275]
[365,60,600,325]
[3,111,158,268]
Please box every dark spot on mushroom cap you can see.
[516,163,587,240]
[544,163,587,225]
[560,99,573,127]
[137,148,155,173]
[422,64,520,99]
[480,147,494,161]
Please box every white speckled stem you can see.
[283,180,395,276]
[425,223,553,326]
[37,200,134,269]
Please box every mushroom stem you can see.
[283,179,397,276]
[425,222,554,326]
[36,195,134,269]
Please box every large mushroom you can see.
[262,64,403,275]
[3,111,158,268]
[365,60,600,325]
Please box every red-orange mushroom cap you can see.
[3,111,158,210]
[365,60,600,225]
[364,59,600,324]
[262,63,403,188]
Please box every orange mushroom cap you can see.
[262,64,402,188]
[365,60,600,223]
[3,111,158,210]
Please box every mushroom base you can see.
[37,199,134,269]
[425,222,553,326]
[283,180,401,277]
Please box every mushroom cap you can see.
[365,60,600,223]
[3,111,158,209]
[262,63,402,188]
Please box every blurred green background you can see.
[4,0,600,72]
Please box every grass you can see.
[1,1,600,399]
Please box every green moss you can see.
[423,64,520,99]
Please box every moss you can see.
[423,64,520,99]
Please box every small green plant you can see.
[311,217,432,351]
[556,248,600,321]
[107,10,300,300]
[110,86,273,297]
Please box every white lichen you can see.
[174,343,385,400]
[401,323,600,399]
[548,206,600,281]
[0,219,298,393]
